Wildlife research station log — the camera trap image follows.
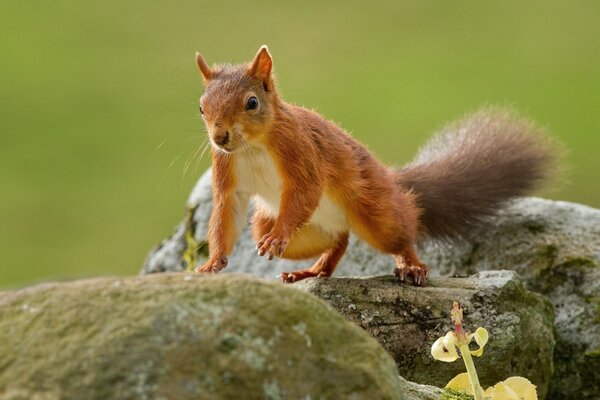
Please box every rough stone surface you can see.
[142,169,600,399]
[0,274,408,400]
[397,376,443,400]
[294,271,554,399]
[421,198,600,400]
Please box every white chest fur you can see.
[233,147,348,234]
[234,146,282,212]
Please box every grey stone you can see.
[397,376,443,400]
[0,274,408,400]
[420,198,600,400]
[142,168,600,399]
[294,271,554,399]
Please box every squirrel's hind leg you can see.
[394,246,429,286]
[281,232,349,283]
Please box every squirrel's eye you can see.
[199,105,204,115]
[246,96,259,111]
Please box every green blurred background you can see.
[1,1,599,289]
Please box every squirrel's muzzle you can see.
[213,131,230,146]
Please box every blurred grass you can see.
[1,1,599,289]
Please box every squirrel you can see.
[193,45,557,286]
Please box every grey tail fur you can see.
[395,107,560,240]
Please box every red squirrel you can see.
[193,45,557,286]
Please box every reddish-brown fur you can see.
[193,46,557,286]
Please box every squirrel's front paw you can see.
[256,232,289,260]
[195,256,228,273]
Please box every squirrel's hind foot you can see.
[394,264,429,286]
[394,252,429,286]
[280,269,330,284]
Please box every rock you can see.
[439,390,475,400]
[293,271,555,399]
[397,376,444,400]
[0,274,408,400]
[421,198,600,400]
[141,169,599,399]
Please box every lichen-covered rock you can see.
[439,390,474,400]
[294,271,555,399]
[421,198,600,400]
[397,376,443,400]
[0,274,407,400]
[141,169,599,399]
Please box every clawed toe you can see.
[257,233,288,260]
[280,272,295,283]
[280,270,323,284]
[394,264,429,286]
[194,256,228,274]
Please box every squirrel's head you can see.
[196,45,277,153]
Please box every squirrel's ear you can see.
[195,52,213,83]
[247,45,273,91]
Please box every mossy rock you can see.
[439,389,474,400]
[142,169,599,399]
[0,274,407,400]
[398,376,443,400]
[422,198,600,400]
[295,271,554,399]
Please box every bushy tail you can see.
[396,107,560,239]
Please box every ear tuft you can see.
[247,45,273,90]
[195,52,213,82]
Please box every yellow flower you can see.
[432,302,538,400]
[484,377,538,400]
[445,373,473,394]
[468,327,489,357]
[431,331,461,362]
[431,327,489,362]
[445,373,538,399]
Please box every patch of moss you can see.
[585,348,600,359]
[539,244,558,268]
[182,204,209,270]
[523,220,545,233]
[0,274,406,399]
[439,388,474,400]
[558,258,597,271]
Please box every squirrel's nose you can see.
[214,131,230,146]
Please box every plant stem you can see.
[458,343,485,400]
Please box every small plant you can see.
[182,204,208,271]
[431,302,538,400]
